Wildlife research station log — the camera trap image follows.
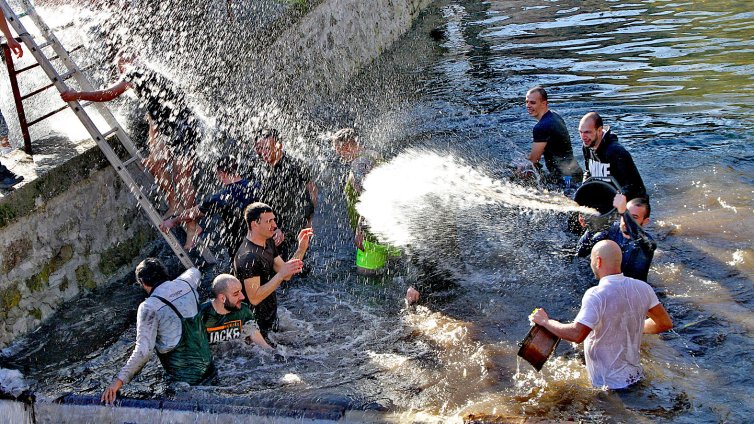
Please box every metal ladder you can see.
[0,0,196,269]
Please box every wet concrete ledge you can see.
[0,395,393,423]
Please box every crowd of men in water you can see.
[1,10,674,402]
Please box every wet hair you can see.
[582,112,603,129]
[331,128,359,146]
[628,196,651,219]
[211,274,239,298]
[244,202,275,227]
[255,128,279,142]
[527,86,548,101]
[216,155,239,175]
[134,258,169,287]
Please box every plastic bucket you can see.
[356,240,389,270]
[573,177,619,229]
[517,324,561,371]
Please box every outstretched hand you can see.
[279,259,304,280]
[159,217,176,233]
[60,89,80,103]
[101,378,123,404]
[297,227,314,251]
[7,37,22,58]
[273,228,285,247]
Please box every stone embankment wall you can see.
[0,0,432,348]
[0,147,155,347]
[265,0,433,107]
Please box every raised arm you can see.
[61,79,132,103]
[0,10,23,58]
[243,258,303,304]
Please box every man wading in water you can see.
[530,240,672,389]
[102,259,214,403]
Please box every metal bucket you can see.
[517,324,561,371]
[573,177,619,230]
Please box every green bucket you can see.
[356,240,389,270]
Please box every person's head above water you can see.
[211,274,245,312]
[579,112,604,149]
[254,128,282,165]
[590,239,623,279]
[331,128,360,161]
[525,86,549,120]
[134,257,169,291]
[621,196,651,234]
[244,202,277,240]
[215,155,240,184]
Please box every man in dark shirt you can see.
[200,273,272,349]
[233,202,313,341]
[579,112,647,201]
[577,193,656,282]
[161,155,261,255]
[253,129,317,258]
[60,53,203,248]
[524,86,583,187]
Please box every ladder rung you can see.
[27,104,68,126]
[37,39,55,49]
[14,62,40,74]
[57,69,79,81]
[48,45,84,62]
[101,128,119,140]
[122,156,140,167]
[21,81,55,100]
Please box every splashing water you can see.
[357,149,596,247]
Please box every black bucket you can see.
[573,177,619,229]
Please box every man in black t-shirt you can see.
[233,202,313,340]
[523,86,583,187]
[161,155,261,255]
[253,129,317,258]
[60,54,203,248]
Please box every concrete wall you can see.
[0,147,155,348]
[264,0,434,108]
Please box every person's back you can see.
[575,273,659,389]
[117,267,212,386]
[199,178,260,252]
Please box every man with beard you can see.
[200,274,272,349]
[578,112,647,201]
[530,240,672,389]
[253,129,317,258]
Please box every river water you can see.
[3,0,754,423]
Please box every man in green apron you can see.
[102,258,214,403]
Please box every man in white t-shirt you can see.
[530,240,672,389]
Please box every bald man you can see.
[530,240,672,389]
[200,274,272,350]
